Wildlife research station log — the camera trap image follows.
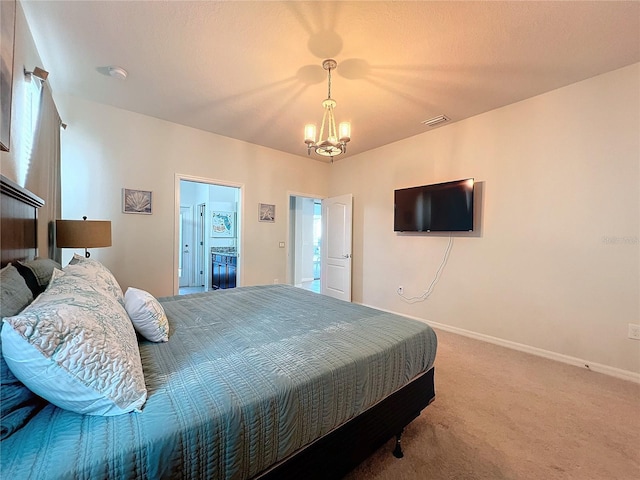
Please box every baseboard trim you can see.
[361,303,640,384]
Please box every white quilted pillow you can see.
[124,287,169,342]
[1,269,147,416]
[64,254,124,304]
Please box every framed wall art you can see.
[122,188,152,214]
[1,0,16,152]
[259,203,275,223]
[211,211,235,237]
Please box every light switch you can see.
[279,241,285,248]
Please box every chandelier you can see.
[304,59,351,159]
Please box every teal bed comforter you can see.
[1,285,437,479]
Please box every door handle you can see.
[343,253,352,259]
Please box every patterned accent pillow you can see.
[124,287,170,342]
[15,258,62,295]
[1,269,147,416]
[0,264,47,439]
[65,254,124,304]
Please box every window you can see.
[18,75,42,185]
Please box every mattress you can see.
[1,284,437,479]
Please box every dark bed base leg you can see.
[392,430,404,459]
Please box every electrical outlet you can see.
[628,324,640,340]
[397,286,403,295]
[273,279,279,284]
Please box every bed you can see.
[0,174,437,479]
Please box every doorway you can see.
[176,176,242,295]
[289,195,322,293]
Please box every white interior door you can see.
[179,206,193,288]
[321,194,353,301]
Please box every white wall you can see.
[180,180,208,206]
[57,94,329,297]
[329,64,640,375]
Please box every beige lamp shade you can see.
[56,218,112,257]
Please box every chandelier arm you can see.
[328,107,337,141]
[318,107,329,145]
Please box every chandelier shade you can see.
[304,59,350,160]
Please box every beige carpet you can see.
[346,328,640,480]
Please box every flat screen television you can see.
[394,178,474,232]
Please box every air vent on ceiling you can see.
[421,115,450,127]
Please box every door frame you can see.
[196,203,206,287]
[174,174,244,296]
[286,190,325,287]
[179,205,194,287]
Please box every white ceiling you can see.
[21,1,640,162]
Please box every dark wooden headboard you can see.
[1,174,44,267]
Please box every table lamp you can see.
[56,216,112,258]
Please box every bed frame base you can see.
[257,367,435,480]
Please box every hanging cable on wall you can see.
[397,234,454,303]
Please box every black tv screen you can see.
[394,178,474,232]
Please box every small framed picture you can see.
[211,211,235,237]
[259,203,275,223]
[123,188,152,214]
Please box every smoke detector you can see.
[108,66,128,80]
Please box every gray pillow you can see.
[0,264,46,440]
[0,264,33,318]
[16,258,62,296]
